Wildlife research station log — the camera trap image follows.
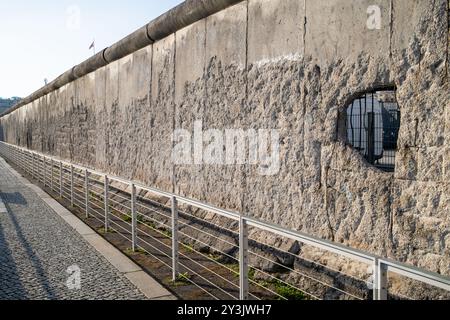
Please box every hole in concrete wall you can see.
[345,88,400,172]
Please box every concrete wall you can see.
[1,0,448,275]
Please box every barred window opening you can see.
[346,89,400,172]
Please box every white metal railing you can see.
[0,141,449,300]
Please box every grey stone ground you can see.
[0,158,146,300]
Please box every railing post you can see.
[23,150,26,173]
[38,155,41,182]
[43,156,47,187]
[39,155,42,183]
[18,148,21,166]
[30,152,33,175]
[70,165,74,207]
[59,161,63,198]
[22,150,25,170]
[32,153,35,179]
[171,196,179,281]
[373,258,388,300]
[20,149,23,168]
[23,150,27,173]
[104,175,109,232]
[50,158,54,191]
[42,155,45,184]
[21,149,25,170]
[372,258,379,300]
[239,216,249,300]
[377,260,388,300]
[35,153,38,180]
[26,151,29,174]
[34,153,38,180]
[35,154,39,180]
[85,169,90,218]
[131,183,137,252]
[12,146,16,164]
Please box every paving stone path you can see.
[0,157,146,300]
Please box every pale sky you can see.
[0,0,184,98]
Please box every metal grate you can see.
[346,90,400,172]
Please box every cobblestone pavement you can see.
[0,158,146,300]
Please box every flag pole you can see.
[89,39,96,56]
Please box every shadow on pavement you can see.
[0,192,28,206]
[0,212,28,299]
[0,192,57,299]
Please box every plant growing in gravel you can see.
[225,264,255,280]
[162,229,172,238]
[89,192,99,201]
[125,247,148,255]
[137,214,145,223]
[181,242,194,253]
[176,272,192,282]
[122,214,132,223]
[97,227,107,234]
[167,272,192,287]
[259,279,307,300]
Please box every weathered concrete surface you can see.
[174,20,207,202]
[150,35,176,192]
[203,2,248,212]
[305,0,391,66]
[388,0,449,275]
[0,0,448,278]
[248,0,304,63]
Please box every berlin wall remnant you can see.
[0,0,448,278]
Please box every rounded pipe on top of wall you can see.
[52,67,77,90]
[73,49,109,78]
[103,26,153,63]
[146,0,243,41]
[1,0,244,118]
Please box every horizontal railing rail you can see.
[0,141,449,300]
